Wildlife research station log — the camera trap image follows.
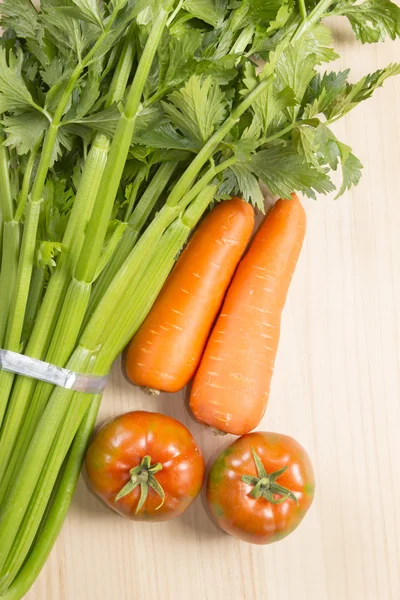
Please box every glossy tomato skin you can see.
[86,411,205,522]
[207,432,315,544]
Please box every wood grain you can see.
[20,15,400,600]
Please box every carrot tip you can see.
[210,426,228,437]
[143,387,161,396]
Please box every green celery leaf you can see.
[45,68,74,114]
[41,11,85,59]
[303,69,350,118]
[2,112,49,155]
[335,0,400,44]
[42,177,75,241]
[249,144,336,199]
[230,0,291,30]
[26,37,55,70]
[161,29,203,90]
[217,167,237,199]
[241,60,296,135]
[304,24,339,64]
[267,1,294,33]
[149,148,192,165]
[163,76,228,144]
[64,104,121,138]
[37,241,63,269]
[71,0,104,28]
[147,28,203,100]
[292,125,319,166]
[314,124,341,170]
[336,142,363,198]
[86,4,139,63]
[54,6,102,28]
[0,0,41,40]
[65,66,102,119]
[0,47,41,114]
[230,163,265,210]
[195,54,239,85]
[241,114,263,141]
[40,59,65,88]
[325,63,400,120]
[182,0,227,28]
[223,138,259,161]
[136,123,199,151]
[110,0,130,10]
[41,0,99,58]
[273,30,335,120]
[132,106,165,140]
[51,127,74,167]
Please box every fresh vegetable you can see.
[207,432,315,545]
[190,195,306,434]
[0,0,399,597]
[85,411,205,521]
[126,197,255,392]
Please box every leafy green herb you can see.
[2,112,48,156]
[0,0,41,40]
[163,76,228,144]
[0,48,44,115]
[333,0,400,44]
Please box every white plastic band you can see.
[0,349,108,394]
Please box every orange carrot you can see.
[125,197,255,392]
[190,194,306,435]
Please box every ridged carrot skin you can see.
[190,194,306,435]
[125,198,255,392]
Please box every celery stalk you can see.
[0,396,102,600]
[0,141,19,350]
[86,159,178,323]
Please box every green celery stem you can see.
[0,223,20,351]
[0,142,13,222]
[0,348,92,574]
[87,160,178,323]
[0,387,95,591]
[15,145,39,223]
[292,0,335,41]
[124,166,147,221]
[75,8,171,284]
[0,397,102,600]
[0,199,41,428]
[21,266,47,349]
[94,185,218,364]
[0,141,18,349]
[0,279,89,488]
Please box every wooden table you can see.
[26,18,400,600]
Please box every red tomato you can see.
[85,411,205,521]
[207,432,315,544]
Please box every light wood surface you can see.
[24,18,400,600]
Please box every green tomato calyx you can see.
[241,448,298,505]
[115,455,165,513]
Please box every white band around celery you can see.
[0,349,108,394]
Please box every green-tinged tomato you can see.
[207,432,315,544]
[85,411,205,521]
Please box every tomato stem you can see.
[114,455,165,513]
[241,449,298,505]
